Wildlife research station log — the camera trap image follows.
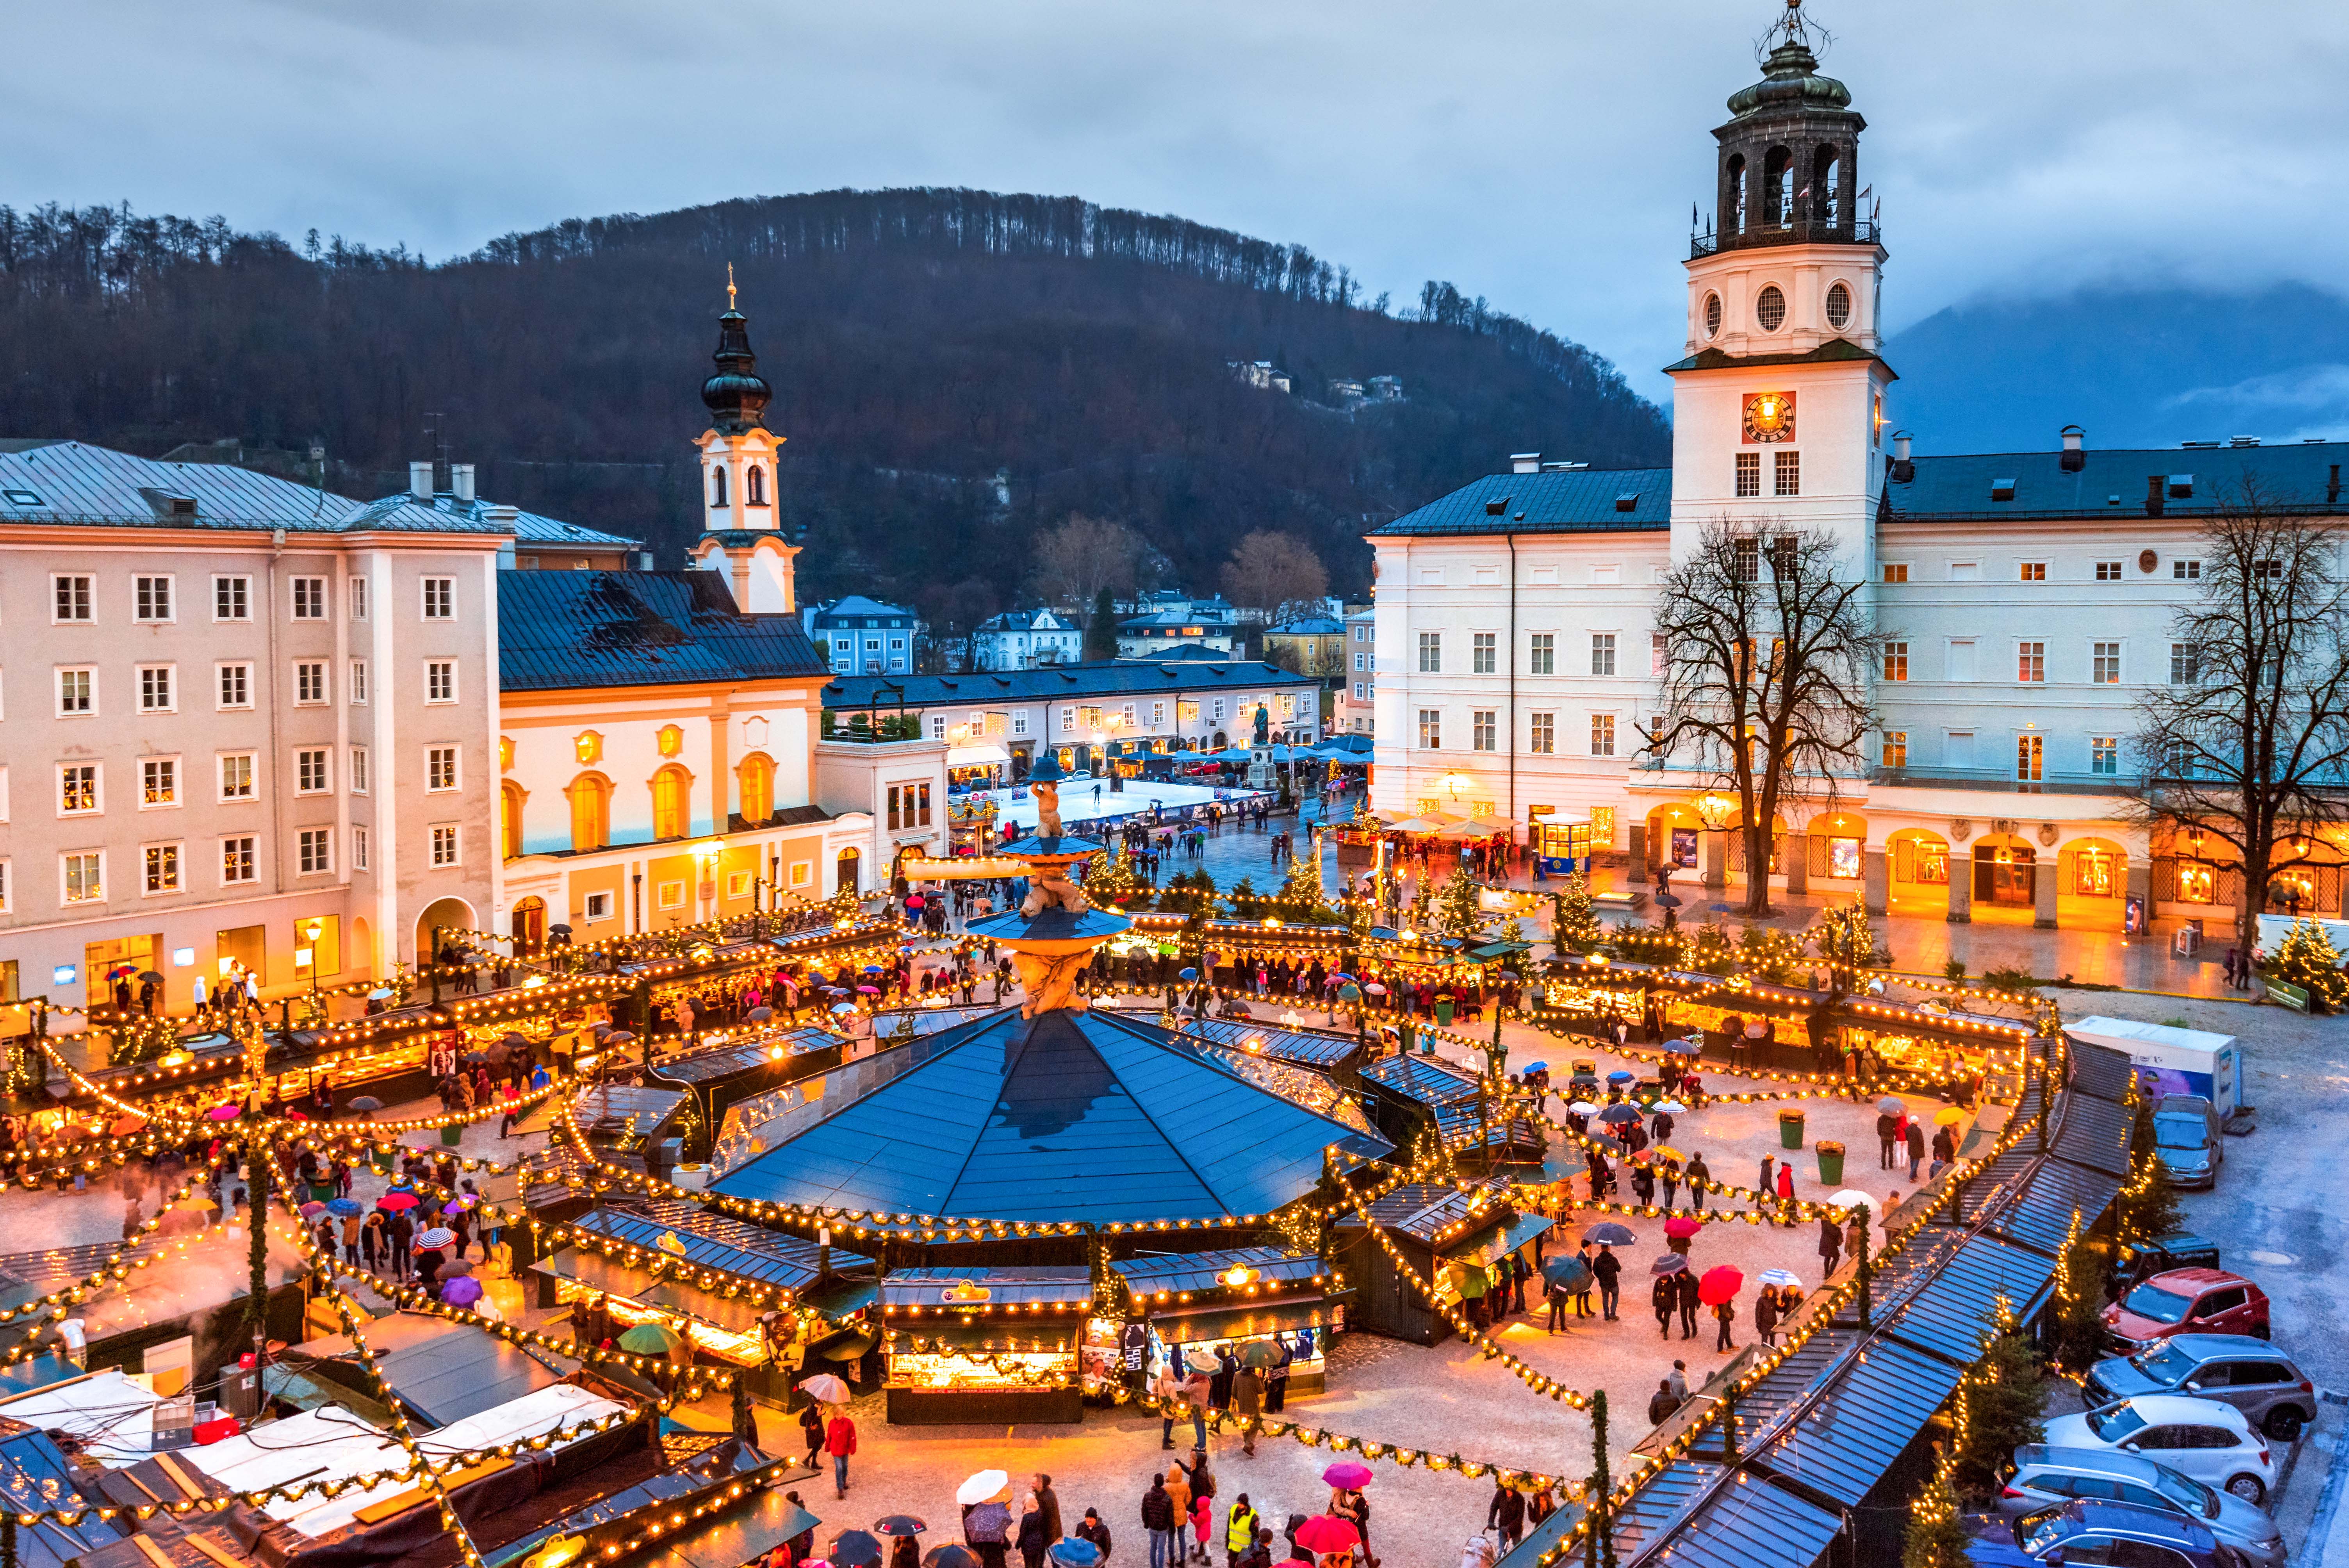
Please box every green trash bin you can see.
[1435,998,1455,1027]
[1777,1109,1805,1150]
[1815,1139,1846,1185]
[440,1123,465,1147]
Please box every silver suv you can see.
[2082,1335,2317,1442]
[2000,1445,2284,1568]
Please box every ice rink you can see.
[966,775,1273,832]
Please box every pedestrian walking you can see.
[1142,1477,1180,1568]
[822,1406,855,1498]
[1876,1109,1898,1169]
[1775,1162,1796,1224]
[1593,1243,1622,1321]
[1486,1481,1526,1554]
[1076,1510,1112,1566]
[1714,1298,1735,1352]
[797,1400,825,1468]
[1818,1213,1842,1275]
[1905,1119,1925,1181]
[1233,1365,1264,1455]
[1755,1286,1780,1347]
[1650,1273,1675,1339]
[1546,1276,1570,1333]
[1686,1153,1709,1212]
[1674,1267,1700,1338]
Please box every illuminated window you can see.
[1528,713,1554,754]
[652,764,691,839]
[1882,731,1907,768]
[1882,642,1908,682]
[738,753,775,823]
[1882,563,1908,583]
[1590,715,1616,756]
[2017,642,2044,682]
[2091,736,2118,776]
[569,775,610,851]
[502,781,526,860]
[575,731,603,764]
[2093,642,2122,684]
[656,724,684,757]
[1417,709,1442,749]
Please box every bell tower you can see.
[1669,0,1891,574]
[689,269,799,613]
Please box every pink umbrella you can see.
[857,985,881,996]
[1663,1216,1703,1240]
[1320,1462,1373,1490]
[206,1104,242,1121]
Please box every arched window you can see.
[738,752,775,824]
[568,774,610,852]
[1813,148,1841,228]
[1762,147,1793,227]
[501,781,526,861]
[710,465,728,507]
[652,764,692,840]
[746,464,766,504]
[1725,155,1747,233]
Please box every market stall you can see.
[1106,1247,1344,1401]
[647,1027,844,1161]
[878,1267,1088,1425]
[1329,1184,1552,1347]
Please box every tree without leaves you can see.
[1220,531,1330,625]
[1647,519,1881,917]
[2126,479,2349,957]
[1031,514,1144,613]
[1085,586,1120,661]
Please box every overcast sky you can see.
[11,0,2348,403]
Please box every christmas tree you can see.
[1273,850,1338,923]
[1901,1469,1974,1568]
[1955,1318,2050,1497]
[1431,864,1485,942]
[1810,898,1888,978]
[2117,1085,2187,1245]
[2263,918,2349,1012]
[1551,872,1603,954]
[1083,843,1148,910]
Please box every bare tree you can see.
[1220,530,1330,625]
[1647,518,1880,917]
[2128,479,2349,956]
[1031,515,1143,611]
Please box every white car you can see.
[2042,1394,2277,1503]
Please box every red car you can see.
[2102,1268,2270,1351]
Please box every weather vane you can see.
[726,262,737,312]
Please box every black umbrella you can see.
[831,1531,884,1568]
[924,1550,981,1568]
[874,1518,929,1538]
[603,1030,636,1044]
[1581,1221,1636,1245]
[1650,1253,1689,1276]
[1652,891,1683,909]
[1598,1103,1642,1124]
[746,1005,775,1022]
[348,1096,383,1112]
[139,970,166,983]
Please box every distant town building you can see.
[1366,375,1405,401]
[1228,360,1292,394]
[1262,615,1348,677]
[1337,608,1376,734]
[1327,379,1365,403]
[1117,642,1229,662]
[804,595,919,675]
[972,607,1082,670]
[1116,591,1240,657]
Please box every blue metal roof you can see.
[1632,1469,1843,1568]
[1982,1159,2123,1256]
[1371,467,1673,536]
[1175,1017,1365,1071]
[1361,1053,1483,1107]
[573,1200,870,1291]
[708,1006,1388,1221]
[2051,1093,2135,1178]
[825,659,1316,710]
[499,570,829,691]
[1886,440,2349,523]
[2065,1042,2137,1104]
[1749,1337,1964,1505]
[807,595,917,626]
[0,440,510,536]
[383,488,642,549]
[1109,1246,1326,1295]
[1879,1232,2059,1365]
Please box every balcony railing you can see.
[1691,217,1880,258]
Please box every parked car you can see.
[2154,1097,2224,1188]
[2042,1395,2276,1503]
[1970,1499,2233,1567]
[2084,1336,2318,1443]
[2000,1445,2285,1567]
[2114,1233,2224,1295]
[2103,1269,2270,1350]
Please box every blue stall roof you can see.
[1677,1330,1856,1462]
[1984,1160,2124,1256]
[1881,1233,2059,1365]
[1360,1054,1483,1108]
[2052,1093,2135,1177]
[1110,1247,1328,1297]
[1329,1183,1510,1248]
[573,1200,871,1292]
[0,1419,117,1568]
[1175,1017,1365,1071]
[1750,1337,1965,1505]
[1633,1469,1843,1568]
[709,1006,1388,1221]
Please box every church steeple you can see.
[1704,0,1869,255]
[701,265,773,435]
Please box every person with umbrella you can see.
[1075,1509,1112,1566]
[1264,1335,1293,1414]
[1232,1356,1264,1456]
[1592,1242,1622,1321]
[1650,1261,1678,1338]
[1754,1280,1781,1347]
[1672,1261,1701,1340]
[797,1395,827,1469]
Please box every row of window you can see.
[29,657,458,717]
[1881,640,2189,684]
[1880,730,2125,780]
[1417,709,1624,756]
[45,572,454,625]
[1417,631,1642,677]
[14,745,456,819]
[9,823,460,911]
[1881,559,2207,583]
[1732,451,1801,498]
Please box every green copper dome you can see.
[1725,41,1852,119]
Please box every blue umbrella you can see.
[1607,1069,1635,1083]
[1049,1544,1103,1568]
[1330,974,1357,985]
[1541,1255,1593,1291]
[1581,1222,1636,1245]
[1520,1061,1547,1073]
[1180,968,1199,981]
[863,965,885,975]
[1663,1039,1701,1055]
[326,1197,363,1217]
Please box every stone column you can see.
[1946,852,1973,924]
[1627,825,1648,884]
[2034,853,2060,930]
[1784,833,1809,897]
[1701,829,1729,889]
[1863,847,1889,915]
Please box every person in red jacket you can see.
[823,1408,857,1499]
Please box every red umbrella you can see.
[376,1192,421,1213]
[1698,1266,1743,1306]
[1663,1216,1703,1240]
[1292,1519,1360,1556]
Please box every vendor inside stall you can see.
[1107,1247,1344,1403]
[878,1267,1088,1425]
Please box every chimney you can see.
[2329,464,2340,506]
[451,463,476,502]
[408,461,433,499]
[2146,475,2165,517]
[1889,430,1914,484]
[1510,452,1541,475]
[2059,424,2085,472]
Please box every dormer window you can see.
[1990,478,2017,501]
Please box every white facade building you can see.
[1370,14,2349,934]
[972,608,1082,670]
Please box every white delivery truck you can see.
[2064,1015,2242,1119]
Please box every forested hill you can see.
[0,190,1668,625]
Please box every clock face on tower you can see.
[1743,391,1797,444]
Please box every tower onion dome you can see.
[1725,0,1850,121]
[700,306,772,434]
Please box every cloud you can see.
[5,0,2347,403]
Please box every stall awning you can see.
[570,1199,869,1293]
[947,743,1012,767]
[1146,1295,1342,1344]
[885,1318,1078,1354]
[1444,1212,1555,1269]
[637,1486,823,1568]
[278,1312,569,1429]
[533,1247,771,1334]
[879,1267,1093,1310]
[1110,1246,1327,1297]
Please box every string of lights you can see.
[1127,1390,1583,1499]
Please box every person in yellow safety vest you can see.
[1223,1495,1259,1568]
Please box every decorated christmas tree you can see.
[1083,843,1148,910]
[2263,918,2349,1012]
[1551,872,1603,954]
[1810,898,1889,978]
[1272,850,1338,923]
[1901,1470,1974,1568]
[1955,1317,2049,1496]
[1431,864,1485,942]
